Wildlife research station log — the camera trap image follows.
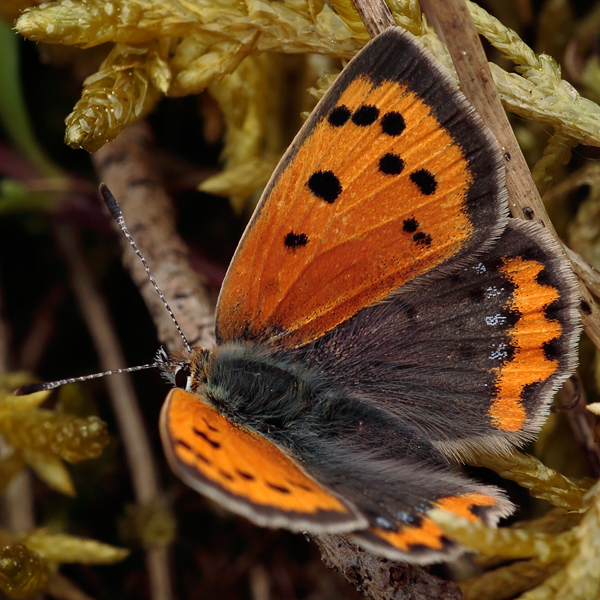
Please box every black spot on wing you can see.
[506,343,517,363]
[381,111,405,136]
[288,481,314,492]
[203,418,219,433]
[379,153,404,175]
[400,216,432,246]
[328,105,351,126]
[410,169,437,195]
[519,244,547,265]
[195,450,211,465]
[218,469,234,482]
[237,470,255,481]
[175,439,192,451]
[543,337,561,361]
[521,380,544,407]
[544,298,563,324]
[504,308,521,329]
[481,255,503,273]
[403,218,418,233]
[352,105,379,126]
[307,171,342,203]
[193,428,221,449]
[266,482,291,494]
[534,265,553,288]
[175,439,211,465]
[413,232,432,246]
[284,232,309,249]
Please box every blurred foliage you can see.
[0,530,129,599]
[11,0,600,208]
[119,499,177,549]
[0,544,49,600]
[1,0,600,599]
[0,373,109,497]
[0,375,127,598]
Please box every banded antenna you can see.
[15,184,190,396]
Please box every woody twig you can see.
[91,123,214,352]
[351,0,394,38]
[315,535,462,600]
[0,271,37,539]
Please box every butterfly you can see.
[20,26,581,564]
[155,27,581,563]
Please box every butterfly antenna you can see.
[99,183,192,353]
[15,348,185,396]
[16,364,165,396]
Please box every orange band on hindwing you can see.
[368,493,497,553]
[489,257,562,431]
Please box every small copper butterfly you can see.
[158,27,581,562]
[19,27,582,563]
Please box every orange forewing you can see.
[217,75,474,348]
[160,389,365,531]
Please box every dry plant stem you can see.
[350,0,394,37]
[422,0,600,348]
[53,225,174,600]
[0,271,37,540]
[91,122,215,352]
[314,535,462,600]
[564,246,600,300]
[18,286,65,373]
[422,0,551,224]
[558,376,600,477]
[47,573,97,600]
[3,472,36,534]
[248,565,270,600]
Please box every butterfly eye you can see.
[174,365,192,390]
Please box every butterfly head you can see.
[159,346,212,394]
